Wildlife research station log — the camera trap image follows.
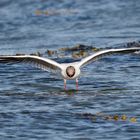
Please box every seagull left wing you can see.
[0,55,62,72]
[79,47,140,67]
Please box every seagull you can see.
[0,47,140,90]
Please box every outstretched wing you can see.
[79,47,140,67]
[0,55,62,72]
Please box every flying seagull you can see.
[0,47,140,90]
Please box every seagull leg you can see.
[64,79,67,90]
[76,78,78,90]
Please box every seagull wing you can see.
[79,47,140,67]
[0,55,62,72]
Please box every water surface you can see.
[0,0,140,139]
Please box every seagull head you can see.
[66,66,75,78]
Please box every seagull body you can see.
[0,47,140,89]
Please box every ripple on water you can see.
[0,0,140,139]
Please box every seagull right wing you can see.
[0,55,62,72]
[78,47,140,67]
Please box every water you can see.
[0,0,140,139]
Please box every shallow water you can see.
[0,0,140,139]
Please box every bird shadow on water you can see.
[62,89,79,95]
[52,86,92,96]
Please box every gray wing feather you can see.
[0,55,62,73]
[79,47,140,67]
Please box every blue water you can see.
[0,0,140,139]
